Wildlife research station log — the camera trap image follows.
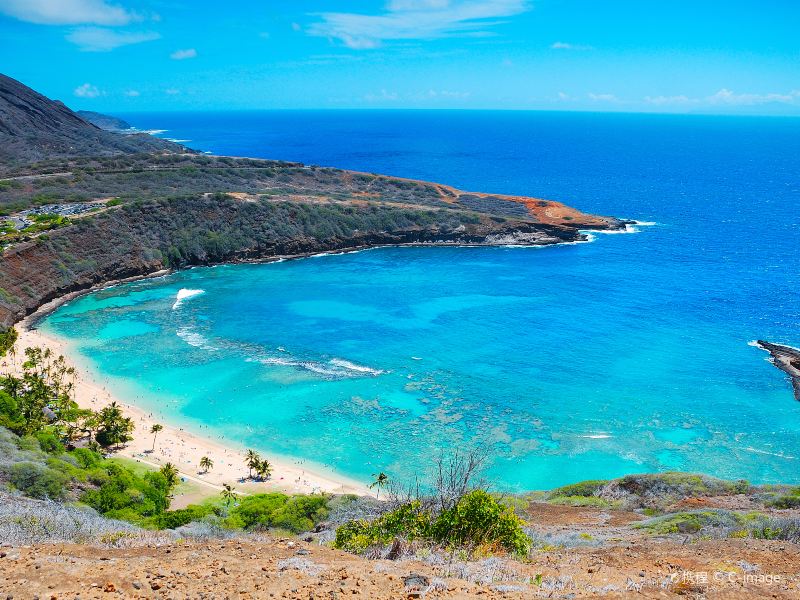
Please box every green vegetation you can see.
[244,448,273,481]
[0,327,17,356]
[149,423,163,452]
[369,471,389,499]
[0,154,450,213]
[200,455,213,473]
[636,509,769,535]
[0,424,174,522]
[543,479,617,508]
[335,490,530,556]
[224,492,329,533]
[766,487,800,509]
[0,213,70,246]
[548,479,608,498]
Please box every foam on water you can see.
[172,288,205,309]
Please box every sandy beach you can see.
[8,312,371,506]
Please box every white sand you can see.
[10,315,371,503]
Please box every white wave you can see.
[176,326,217,351]
[329,358,386,376]
[743,447,797,460]
[172,288,205,309]
[411,356,423,361]
[591,224,640,235]
[143,129,167,135]
[257,355,386,379]
[585,220,657,237]
[581,434,612,439]
[166,138,191,143]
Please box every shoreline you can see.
[9,231,642,504]
[23,226,638,329]
[13,316,372,504]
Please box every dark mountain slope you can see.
[75,110,133,132]
[0,74,184,171]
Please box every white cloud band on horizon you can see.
[0,0,137,26]
[66,26,160,51]
[645,89,800,107]
[308,0,529,49]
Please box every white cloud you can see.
[0,0,137,25]
[124,89,140,97]
[73,83,102,98]
[588,92,617,102]
[165,88,180,95]
[308,0,529,49]
[557,91,572,100]
[66,27,159,51]
[644,95,693,106]
[364,89,400,102]
[706,88,800,106]
[365,88,470,103]
[643,89,800,108]
[170,48,197,60]
[550,41,594,50]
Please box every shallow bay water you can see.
[41,111,800,490]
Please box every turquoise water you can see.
[41,111,800,490]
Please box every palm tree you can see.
[150,423,163,452]
[96,402,134,449]
[255,459,272,481]
[160,462,180,491]
[199,456,214,474]
[221,483,237,506]
[370,472,389,499]
[245,449,260,479]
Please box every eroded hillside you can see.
[0,154,624,328]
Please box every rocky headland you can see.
[756,341,800,401]
[0,73,626,329]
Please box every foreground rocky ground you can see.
[3,502,799,600]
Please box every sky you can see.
[1,0,799,115]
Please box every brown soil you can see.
[2,516,799,599]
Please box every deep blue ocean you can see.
[41,111,800,490]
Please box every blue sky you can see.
[1,0,798,114]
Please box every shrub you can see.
[335,491,530,557]
[9,462,69,500]
[80,463,171,521]
[431,490,530,555]
[767,493,800,509]
[548,480,607,498]
[70,447,104,469]
[750,518,800,543]
[151,505,214,529]
[35,431,65,454]
[636,510,770,535]
[229,493,329,533]
[602,472,750,508]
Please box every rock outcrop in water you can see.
[756,340,800,401]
